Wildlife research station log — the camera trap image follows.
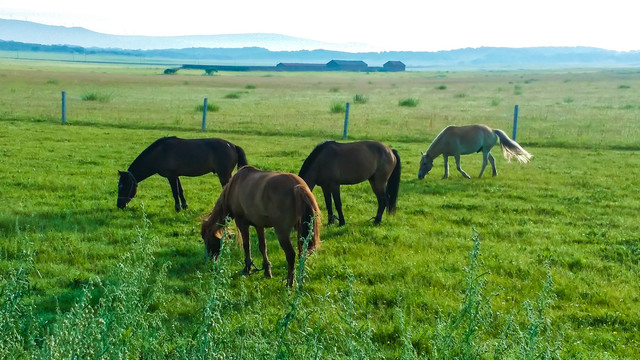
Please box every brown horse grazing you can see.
[201,166,321,287]
[117,137,248,212]
[298,140,401,226]
[418,124,532,179]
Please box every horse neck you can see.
[206,189,230,229]
[426,140,443,159]
[298,164,317,190]
[127,155,156,183]
[299,171,316,191]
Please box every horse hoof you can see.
[264,270,272,279]
[182,204,189,210]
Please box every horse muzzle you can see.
[117,197,131,209]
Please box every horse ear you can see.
[420,151,425,156]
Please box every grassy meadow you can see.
[1,59,640,358]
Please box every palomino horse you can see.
[298,140,401,226]
[201,166,321,287]
[418,124,532,179]
[117,137,248,211]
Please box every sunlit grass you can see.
[1,62,640,358]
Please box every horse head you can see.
[117,171,138,209]
[201,219,224,259]
[418,152,433,179]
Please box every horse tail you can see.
[385,149,401,215]
[294,184,321,252]
[235,145,248,168]
[493,129,533,163]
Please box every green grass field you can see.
[1,59,639,358]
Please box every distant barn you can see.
[383,61,406,72]
[326,60,369,72]
[167,60,406,74]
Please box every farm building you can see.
[383,61,406,72]
[326,60,369,72]
[168,60,405,74]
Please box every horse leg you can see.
[332,186,346,226]
[369,179,387,225]
[176,177,188,210]
[478,151,489,178]
[256,226,272,278]
[236,220,254,275]
[321,186,336,225]
[216,166,232,187]
[455,155,471,179]
[488,153,497,176]
[275,227,296,287]
[167,177,181,212]
[442,156,450,179]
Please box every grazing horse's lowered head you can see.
[117,170,138,209]
[201,219,224,259]
[418,152,434,179]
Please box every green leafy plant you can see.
[353,93,368,104]
[399,98,419,107]
[330,102,346,113]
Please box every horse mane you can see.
[298,141,335,178]
[425,126,451,158]
[201,179,232,239]
[128,136,177,171]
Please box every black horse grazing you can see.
[117,137,248,211]
[298,140,401,226]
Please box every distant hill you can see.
[2,18,640,70]
[0,18,368,52]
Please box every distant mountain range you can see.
[0,19,370,52]
[2,18,640,70]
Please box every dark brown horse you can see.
[201,166,321,287]
[298,140,401,226]
[117,137,248,211]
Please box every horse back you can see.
[151,137,238,177]
[227,167,306,228]
[308,141,393,185]
[434,125,496,156]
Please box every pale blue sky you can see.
[1,0,638,52]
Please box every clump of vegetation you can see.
[81,91,113,102]
[353,94,368,104]
[195,102,220,112]
[245,84,257,89]
[45,79,59,85]
[0,226,563,359]
[398,98,419,107]
[436,85,447,90]
[514,85,523,95]
[491,98,501,106]
[430,231,562,359]
[224,92,242,99]
[454,93,467,98]
[563,96,575,104]
[329,87,340,93]
[330,102,346,113]
[618,84,631,89]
